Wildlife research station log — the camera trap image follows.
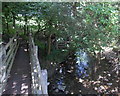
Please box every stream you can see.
[44,49,119,95]
[48,49,94,94]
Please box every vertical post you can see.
[35,46,38,56]
[0,43,2,95]
[41,69,48,95]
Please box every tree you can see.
[2,2,119,61]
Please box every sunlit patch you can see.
[51,62,53,65]
[93,81,100,85]
[76,77,78,80]
[56,68,58,70]
[3,89,5,92]
[116,80,119,82]
[98,75,103,79]
[94,87,98,90]
[107,74,111,76]
[71,92,74,94]
[38,85,42,90]
[71,66,74,69]
[110,87,118,93]
[34,69,37,72]
[12,85,16,89]
[21,83,28,94]
[21,89,28,94]
[22,74,28,78]
[21,90,26,94]
[67,70,73,73]
[13,90,17,95]
[47,82,50,85]
[101,57,105,60]
[78,78,84,83]
[62,49,65,51]
[14,39,16,41]
[103,71,107,73]
[21,83,28,90]
[13,82,17,85]
[59,68,62,73]
[102,47,113,53]
[24,49,28,52]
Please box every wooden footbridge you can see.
[0,33,48,95]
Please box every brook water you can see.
[48,49,95,94]
[41,49,119,95]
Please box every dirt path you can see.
[2,39,32,95]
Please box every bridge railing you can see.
[0,34,19,95]
[29,34,48,95]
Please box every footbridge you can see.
[0,33,48,95]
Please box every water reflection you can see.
[49,49,91,94]
[75,49,89,78]
[48,49,119,94]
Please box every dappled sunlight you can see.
[3,73,31,94]
[50,62,57,66]
[48,49,119,94]
[1,2,119,95]
[13,90,17,95]
[67,69,74,73]
[21,83,28,94]
[24,49,28,52]
[51,62,53,65]
[12,82,17,89]
[78,78,84,83]
[12,85,16,89]
[22,74,28,78]
[71,92,74,94]
[2,62,31,95]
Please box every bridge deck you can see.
[2,39,32,95]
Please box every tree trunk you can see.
[38,22,40,32]
[6,21,9,33]
[92,52,101,79]
[24,25,26,34]
[72,2,77,17]
[12,12,15,28]
[24,15,28,35]
[5,15,9,33]
[48,34,52,55]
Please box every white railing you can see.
[29,34,48,95]
[0,35,19,95]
